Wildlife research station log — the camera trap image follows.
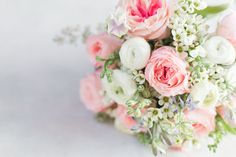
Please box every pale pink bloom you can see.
[114,105,137,133]
[217,11,236,47]
[86,33,122,67]
[80,73,112,113]
[184,108,216,137]
[145,46,189,96]
[120,0,170,40]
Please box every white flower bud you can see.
[190,80,219,108]
[119,37,151,70]
[204,36,236,65]
[102,70,137,104]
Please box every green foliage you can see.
[208,115,236,152]
[150,113,194,156]
[196,1,233,17]
[126,97,152,118]
[136,132,152,145]
[96,52,120,82]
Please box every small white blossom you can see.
[169,9,206,53]
[189,46,207,58]
[158,96,173,106]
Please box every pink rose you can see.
[120,0,170,40]
[184,108,216,137]
[217,11,236,47]
[114,105,138,133]
[145,46,189,96]
[80,73,112,113]
[86,33,122,67]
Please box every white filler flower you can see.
[119,37,151,70]
[226,63,236,88]
[190,80,219,108]
[102,70,137,104]
[204,36,236,65]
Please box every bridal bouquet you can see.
[79,0,236,155]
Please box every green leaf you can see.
[219,117,236,135]
[136,132,152,145]
[196,1,233,16]
[96,56,106,62]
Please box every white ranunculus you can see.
[226,63,236,87]
[204,36,236,65]
[190,80,219,108]
[102,70,137,104]
[119,37,151,70]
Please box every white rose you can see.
[102,70,137,104]
[119,37,151,70]
[226,63,236,87]
[190,80,219,108]
[204,36,236,65]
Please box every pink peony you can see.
[184,108,216,137]
[120,0,170,40]
[80,73,112,113]
[217,11,236,47]
[86,33,122,67]
[114,105,137,133]
[145,46,189,96]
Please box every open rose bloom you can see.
[119,0,170,40]
[79,0,236,155]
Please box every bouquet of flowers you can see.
[79,0,236,155]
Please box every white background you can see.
[0,0,236,157]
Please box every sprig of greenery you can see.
[96,52,120,82]
[208,115,236,152]
[149,113,194,156]
[136,132,152,145]
[126,96,152,118]
[195,1,233,17]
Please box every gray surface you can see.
[0,0,236,157]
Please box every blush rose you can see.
[86,33,122,67]
[145,46,189,96]
[184,108,216,137]
[80,73,112,113]
[120,0,170,40]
